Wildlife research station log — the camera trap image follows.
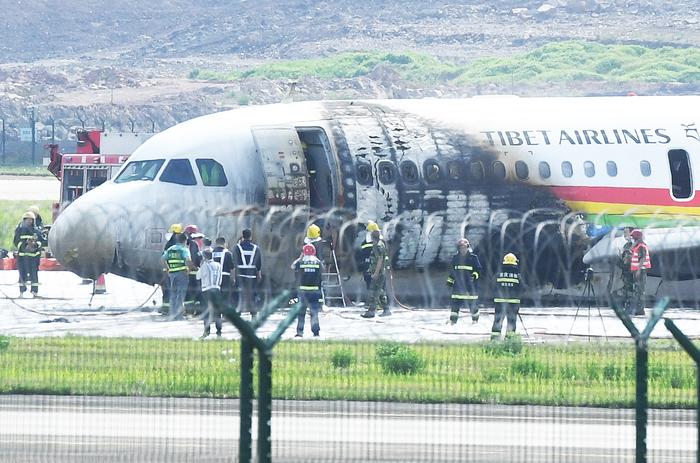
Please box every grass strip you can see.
[0,336,695,408]
[189,41,700,86]
[0,166,53,177]
[0,200,53,251]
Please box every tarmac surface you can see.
[2,270,700,342]
[0,395,695,463]
[0,175,59,201]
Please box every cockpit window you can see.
[160,159,197,186]
[196,159,228,186]
[114,159,165,183]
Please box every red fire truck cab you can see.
[47,130,154,220]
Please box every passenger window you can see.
[424,160,442,183]
[196,159,228,186]
[515,161,529,180]
[469,161,484,181]
[561,161,573,178]
[448,161,464,181]
[538,161,551,179]
[492,161,506,180]
[668,149,693,199]
[640,160,651,177]
[606,161,618,177]
[115,159,164,183]
[377,161,396,184]
[356,162,373,186]
[400,161,419,184]
[584,161,595,178]
[159,159,197,186]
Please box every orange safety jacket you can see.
[630,242,651,271]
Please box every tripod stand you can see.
[567,268,608,341]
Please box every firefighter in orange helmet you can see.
[629,229,650,316]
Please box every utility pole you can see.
[1,117,5,165]
[29,107,36,165]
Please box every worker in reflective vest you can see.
[629,229,651,316]
[491,253,522,339]
[14,211,43,298]
[161,233,192,320]
[232,228,262,318]
[292,244,325,337]
[447,238,482,324]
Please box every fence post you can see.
[609,296,668,463]
[663,318,700,463]
[223,290,301,463]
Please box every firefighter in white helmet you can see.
[491,253,522,339]
[446,238,482,324]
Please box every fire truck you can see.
[47,130,154,220]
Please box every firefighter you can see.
[618,227,634,311]
[212,237,235,309]
[183,224,202,310]
[361,229,390,318]
[491,253,522,339]
[232,228,262,317]
[197,247,224,338]
[446,238,482,324]
[161,233,192,320]
[14,211,42,298]
[356,221,380,295]
[304,223,325,260]
[27,205,43,229]
[629,229,651,316]
[292,243,325,337]
[161,223,183,313]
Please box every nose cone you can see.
[50,195,116,279]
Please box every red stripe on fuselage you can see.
[550,186,697,206]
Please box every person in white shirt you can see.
[196,247,224,338]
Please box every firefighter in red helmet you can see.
[291,244,325,337]
[629,229,650,316]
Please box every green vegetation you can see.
[189,41,700,86]
[0,200,53,250]
[330,347,355,369]
[0,165,53,177]
[0,337,695,408]
[376,342,424,375]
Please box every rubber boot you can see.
[361,309,376,318]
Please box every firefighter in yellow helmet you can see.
[304,223,325,260]
[13,211,43,297]
[446,238,481,324]
[160,223,185,314]
[491,253,522,339]
[356,221,380,298]
[361,229,390,318]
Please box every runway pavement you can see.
[0,175,58,201]
[0,395,695,463]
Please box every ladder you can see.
[320,244,347,308]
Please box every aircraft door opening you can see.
[252,127,309,208]
[297,127,335,210]
[668,149,693,199]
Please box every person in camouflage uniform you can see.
[361,230,391,318]
[618,227,634,312]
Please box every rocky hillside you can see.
[0,0,698,159]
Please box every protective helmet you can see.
[169,223,183,234]
[457,238,470,248]
[503,253,518,265]
[367,221,380,232]
[184,224,199,235]
[303,244,316,256]
[630,229,643,240]
[27,205,40,216]
[22,211,36,220]
[306,224,321,239]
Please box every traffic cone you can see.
[94,274,107,294]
